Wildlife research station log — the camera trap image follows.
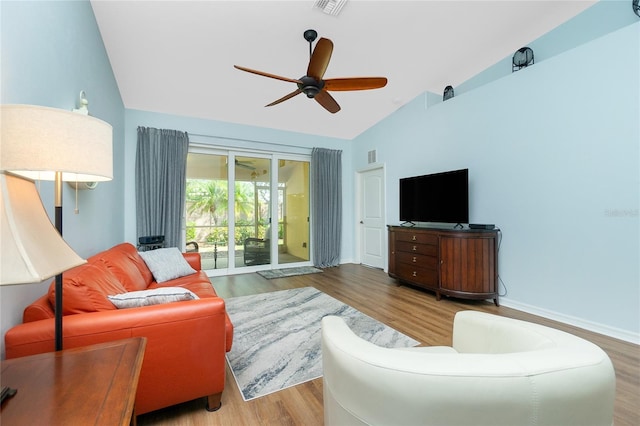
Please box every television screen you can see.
[399,169,469,224]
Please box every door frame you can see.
[355,163,387,271]
[186,144,312,276]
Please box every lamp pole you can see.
[54,171,63,351]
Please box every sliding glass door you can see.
[277,159,310,265]
[234,155,271,269]
[185,153,229,271]
[185,149,310,275]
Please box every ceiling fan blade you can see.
[235,159,255,170]
[307,38,333,81]
[234,65,302,84]
[324,77,388,91]
[265,89,302,107]
[314,90,341,114]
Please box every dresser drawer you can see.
[396,241,437,256]
[388,225,499,306]
[395,231,438,245]
[396,251,438,269]
[396,262,438,287]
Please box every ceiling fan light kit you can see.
[234,29,387,114]
[633,0,640,17]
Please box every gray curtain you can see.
[136,127,189,248]
[311,147,342,268]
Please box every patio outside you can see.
[184,155,309,270]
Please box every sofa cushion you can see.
[91,244,149,292]
[150,271,217,297]
[88,248,147,291]
[108,287,199,309]
[48,262,126,314]
[139,247,197,283]
[115,243,155,286]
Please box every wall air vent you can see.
[368,150,377,164]
[314,0,348,16]
[512,47,534,72]
[443,86,454,101]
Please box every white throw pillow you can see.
[108,287,199,309]
[139,247,197,283]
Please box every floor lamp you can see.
[1,104,113,351]
[0,172,87,401]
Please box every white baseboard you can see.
[500,298,640,345]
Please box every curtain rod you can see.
[188,132,312,152]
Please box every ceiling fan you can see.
[234,29,388,114]
[235,159,255,170]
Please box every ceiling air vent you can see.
[314,0,348,16]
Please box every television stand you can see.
[388,225,499,306]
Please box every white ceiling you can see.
[91,0,595,140]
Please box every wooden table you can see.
[1,337,146,426]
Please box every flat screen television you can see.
[399,168,469,225]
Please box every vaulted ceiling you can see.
[91,1,595,140]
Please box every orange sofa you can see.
[4,243,233,415]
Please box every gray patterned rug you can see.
[257,266,323,279]
[225,287,420,401]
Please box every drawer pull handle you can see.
[412,271,417,277]
[412,256,417,263]
[412,245,417,251]
[411,235,417,241]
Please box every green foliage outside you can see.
[186,179,271,246]
[185,223,196,241]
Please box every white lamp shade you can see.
[1,104,113,182]
[0,173,86,285]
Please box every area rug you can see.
[225,286,420,401]
[257,266,323,279]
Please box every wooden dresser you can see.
[388,225,499,306]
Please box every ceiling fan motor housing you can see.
[298,76,325,98]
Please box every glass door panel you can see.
[185,153,229,271]
[235,156,271,268]
[277,159,310,265]
[186,150,310,273]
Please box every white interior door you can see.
[359,166,385,269]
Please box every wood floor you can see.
[138,264,640,426]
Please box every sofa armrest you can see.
[5,297,228,414]
[183,252,201,270]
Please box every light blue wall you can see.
[2,0,637,357]
[1,0,125,356]
[1,0,126,254]
[353,22,640,339]
[455,0,638,96]
[123,109,354,262]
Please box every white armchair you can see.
[321,311,615,426]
